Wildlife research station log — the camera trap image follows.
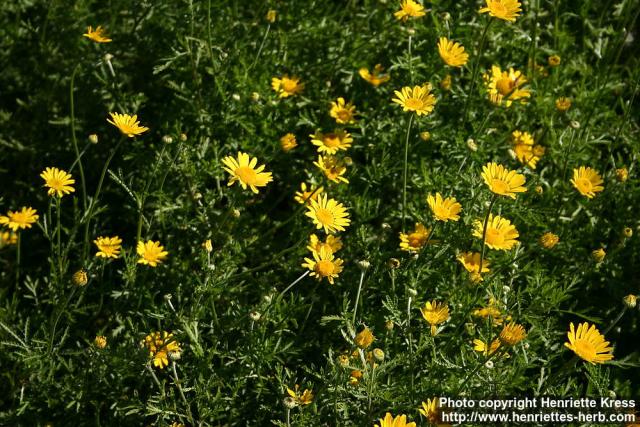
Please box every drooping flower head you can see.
[511,130,542,169]
[420,300,449,336]
[473,214,519,250]
[570,167,604,198]
[271,75,304,98]
[564,322,613,364]
[375,413,416,427]
[479,0,522,22]
[143,331,181,369]
[302,246,344,284]
[399,223,431,253]
[294,183,323,205]
[107,113,149,137]
[457,251,490,282]
[286,385,314,405]
[40,167,75,198]
[137,240,168,267]
[83,26,112,43]
[427,192,462,222]
[473,338,502,356]
[94,236,123,258]
[394,0,426,21]
[437,37,469,68]
[310,130,353,154]
[314,155,349,184]
[330,97,357,124]
[0,207,39,231]
[222,152,273,194]
[305,194,351,234]
[355,327,375,349]
[481,162,527,198]
[392,84,437,116]
[484,65,530,107]
[308,234,343,255]
[359,64,391,87]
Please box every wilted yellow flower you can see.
[592,248,606,263]
[266,9,277,23]
[144,331,181,369]
[72,269,88,286]
[359,64,391,87]
[40,167,75,198]
[355,327,375,349]
[420,300,449,336]
[286,385,313,405]
[481,162,527,198]
[564,322,613,364]
[473,214,519,251]
[0,207,39,231]
[571,167,604,198]
[392,84,437,116]
[539,232,559,249]
[349,369,363,386]
[302,246,344,284]
[437,37,469,67]
[555,97,572,112]
[222,152,273,194]
[94,236,122,258]
[314,155,349,184]
[484,65,530,107]
[294,183,323,204]
[271,75,304,98]
[616,167,629,182]
[394,0,426,21]
[427,193,462,222]
[0,231,18,248]
[107,113,149,137]
[307,234,343,255]
[310,130,353,154]
[305,194,351,234]
[137,240,169,267]
[479,0,522,22]
[399,223,431,253]
[457,252,490,281]
[83,26,112,43]
[280,133,298,152]
[548,55,561,67]
[473,338,502,356]
[375,413,416,427]
[329,97,357,124]
[94,335,107,349]
[499,322,526,345]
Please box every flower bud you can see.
[420,131,431,141]
[94,335,107,349]
[616,167,629,182]
[162,135,173,144]
[372,348,385,362]
[72,269,88,286]
[88,134,99,144]
[466,138,478,152]
[249,310,262,321]
[623,294,637,308]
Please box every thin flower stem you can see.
[248,24,271,74]
[56,197,62,280]
[462,18,492,125]
[172,362,195,425]
[69,65,87,216]
[286,408,291,427]
[478,194,498,274]
[352,269,367,325]
[402,113,414,232]
[263,271,310,317]
[15,233,21,289]
[603,306,627,336]
[145,364,165,398]
[408,34,413,84]
[136,143,168,243]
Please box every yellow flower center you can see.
[282,79,298,92]
[315,260,335,277]
[408,232,426,248]
[48,178,65,190]
[404,98,425,110]
[485,228,504,246]
[491,2,508,16]
[490,178,510,194]
[496,77,515,96]
[575,178,592,194]
[433,206,450,219]
[573,339,596,361]
[323,134,341,148]
[235,166,258,184]
[337,110,352,122]
[316,208,334,226]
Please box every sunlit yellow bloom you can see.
[40,167,75,198]
[329,97,357,124]
[511,130,542,169]
[0,207,39,231]
[473,214,519,251]
[481,162,527,198]
[399,223,431,253]
[94,236,122,258]
[308,234,343,255]
[83,26,112,43]
[271,75,304,98]
[394,0,426,21]
[555,97,572,112]
[420,300,449,336]
[137,240,168,267]
[539,232,559,249]
[314,155,349,184]
[294,183,323,204]
[592,248,606,263]
[302,246,344,284]
[280,133,298,152]
[355,327,375,349]
[94,335,107,349]
[457,252,490,281]
[499,322,526,345]
[479,0,522,22]
[107,113,149,137]
[473,338,502,356]
[305,194,351,234]
[548,55,561,67]
[392,84,437,116]
[310,129,353,154]
[437,37,469,68]
[484,65,530,107]
[427,193,462,222]
[143,331,181,369]
[571,167,604,198]
[564,322,613,364]
[359,64,390,87]
[286,385,314,405]
[375,413,416,427]
[222,151,273,194]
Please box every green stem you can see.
[402,114,414,231]
[352,269,367,325]
[69,65,87,216]
[462,18,492,124]
[56,197,62,280]
[15,233,21,288]
[478,194,498,274]
[408,34,413,84]
[172,363,195,425]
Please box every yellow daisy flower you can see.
[40,167,75,198]
[437,37,469,68]
[221,151,273,194]
[286,385,314,405]
[457,252,490,281]
[355,327,375,349]
[473,214,519,251]
[375,413,416,427]
[499,322,527,345]
[83,26,112,43]
[478,0,522,22]
[481,162,527,198]
[329,97,357,124]
[305,194,351,234]
[94,335,107,349]
[592,247,606,263]
[548,55,561,67]
[399,223,431,253]
[418,398,444,425]
[539,232,559,249]
[359,64,390,87]
[94,236,122,258]
[394,0,426,21]
[294,183,324,204]
[266,9,277,23]
[392,84,437,116]
[570,166,604,198]
[427,192,462,222]
[0,207,39,231]
[137,240,169,267]
[555,97,572,112]
[302,246,344,284]
[564,322,613,364]
[143,331,181,369]
[511,130,542,169]
[310,130,353,154]
[307,234,343,255]
[280,133,298,152]
[271,75,304,98]
[314,155,349,184]
[473,338,502,356]
[107,113,149,137]
[420,300,449,336]
[484,65,530,107]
